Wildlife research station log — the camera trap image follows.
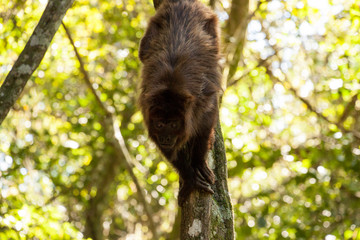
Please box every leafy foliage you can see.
[0,0,359,239]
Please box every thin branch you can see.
[338,93,359,125]
[227,54,275,88]
[0,0,75,125]
[246,0,272,22]
[62,22,158,239]
[259,18,360,140]
[62,21,146,172]
[265,65,360,140]
[61,22,108,113]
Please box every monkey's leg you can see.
[191,125,217,187]
[172,145,214,206]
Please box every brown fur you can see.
[139,0,221,205]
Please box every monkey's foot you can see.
[194,164,215,185]
[194,170,214,193]
[178,176,214,206]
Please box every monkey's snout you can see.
[159,135,175,148]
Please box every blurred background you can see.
[0,0,360,239]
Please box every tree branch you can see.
[265,65,360,140]
[338,93,359,125]
[61,22,110,114]
[62,22,158,239]
[0,0,75,125]
[227,54,275,88]
[246,0,272,22]
[259,19,360,140]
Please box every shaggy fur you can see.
[138,0,221,205]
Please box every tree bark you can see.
[0,0,75,125]
[180,122,234,240]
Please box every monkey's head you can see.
[144,88,194,154]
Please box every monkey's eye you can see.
[156,122,164,129]
[171,122,178,129]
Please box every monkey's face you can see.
[143,89,193,155]
[150,118,184,151]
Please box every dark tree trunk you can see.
[180,121,234,240]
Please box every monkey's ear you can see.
[139,20,161,62]
[203,15,219,49]
[203,16,218,38]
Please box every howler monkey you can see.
[138,0,221,206]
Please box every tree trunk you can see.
[223,0,249,85]
[180,121,234,240]
[0,0,75,125]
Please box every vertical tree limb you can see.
[223,0,249,85]
[180,121,234,240]
[0,0,75,124]
[180,121,235,239]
